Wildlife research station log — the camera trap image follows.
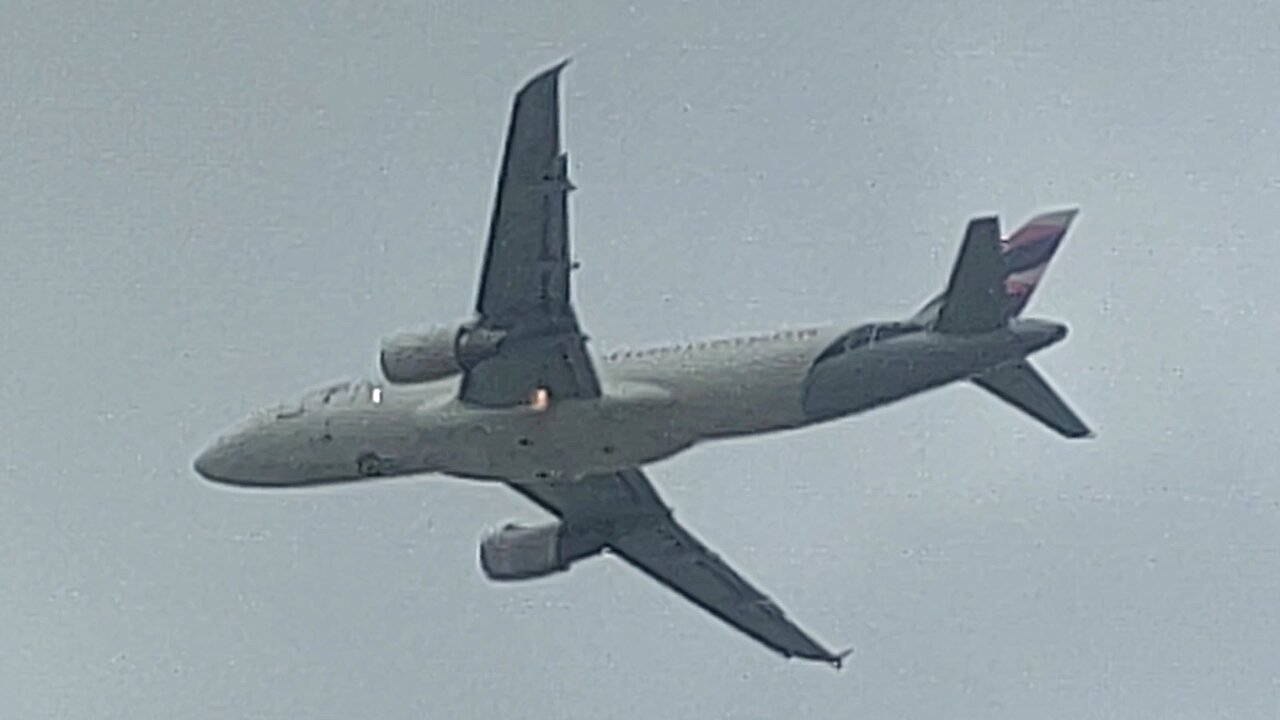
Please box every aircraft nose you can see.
[194,416,268,486]
[194,413,331,487]
[193,436,241,484]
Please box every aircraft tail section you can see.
[1000,209,1076,318]
[973,360,1092,438]
[926,209,1078,334]
[933,216,1008,334]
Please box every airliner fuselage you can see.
[194,318,1067,487]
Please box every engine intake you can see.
[379,325,463,384]
[479,522,605,581]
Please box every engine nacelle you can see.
[379,325,463,384]
[479,522,604,581]
[454,323,506,371]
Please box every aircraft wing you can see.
[459,62,601,407]
[507,467,849,667]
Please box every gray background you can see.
[3,1,1277,717]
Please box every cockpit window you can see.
[294,380,353,409]
[274,403,304,420]
[315,381,351,405]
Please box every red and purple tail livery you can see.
[1000,209,1077,318]
[911,208,1079,331]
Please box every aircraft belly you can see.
[428,394,693,482]
[698,359,812,437]
[424,335,833,481]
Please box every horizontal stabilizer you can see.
[973,361,1092,439]
[934,216,1007,334]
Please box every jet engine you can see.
[379,325,463,384]
[454,323,506,371]
[479,522,605,581]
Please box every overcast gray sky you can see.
[3,1,1279,717]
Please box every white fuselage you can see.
[424,326,835,481]
[193,319,1066,488]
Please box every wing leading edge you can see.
[507,468,849,667]
[459,61,601,407]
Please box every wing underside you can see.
[459,62,600,407]
[507,468,848,666]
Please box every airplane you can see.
[194,61,1091,668]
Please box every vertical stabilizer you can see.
[933,216,1007,334]
[918,209,1078,332]
[1000,209,1076,318]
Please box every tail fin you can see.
[973,360,1092,438]
[925,208,1078,333]
[933,216,1008,334]
[1000,209,1076,318]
